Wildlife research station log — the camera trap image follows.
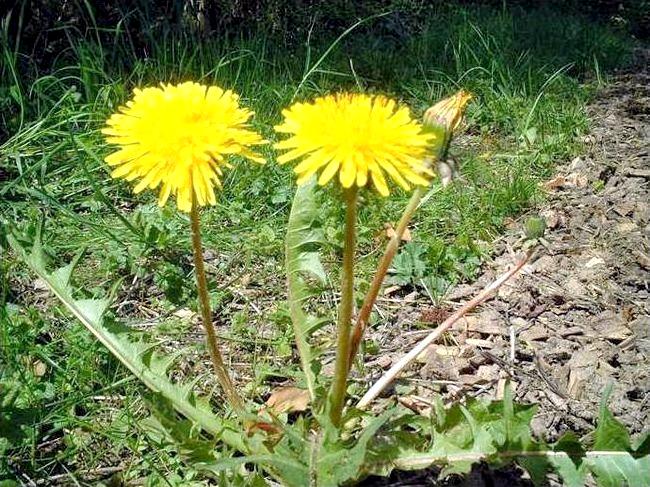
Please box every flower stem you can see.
[347,133,455,369]
[348,185,424,370]
[190,201,245,415]
[328,186,358,427]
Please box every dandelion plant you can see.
[102,81,267,414]
[274,93,435,426]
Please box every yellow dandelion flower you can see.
[274,93,436,196]
[102,81,266,212]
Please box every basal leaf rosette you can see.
[102,81,266,212]
[274,93,436,196]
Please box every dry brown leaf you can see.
[543,175,566,190]
[33,360,47,377]
[384,223,412,241]
[566,172,588,187]
[266,386,310,414]
[543,173,587,190]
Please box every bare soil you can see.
[363,50,650,462]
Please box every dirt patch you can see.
[365,52,650,441]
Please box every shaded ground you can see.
[364,50,650,455]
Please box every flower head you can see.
[274,93,436,196]
[423,90,472,134]
[421,90,472,187]
[102,82,266,212]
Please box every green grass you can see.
[0,3,635,484]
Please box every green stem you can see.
[328,186,358,427]
[190,201,245,415]
[348,185,424,370]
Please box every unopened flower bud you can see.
[423,90,473,134]
[422,90,472,186]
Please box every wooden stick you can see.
[356,250,532,409]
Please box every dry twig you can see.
[356,250,532,409]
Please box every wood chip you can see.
[520,324,549,342]
[560,326,584,338]
[465,338,493,348]
[457,314,508,336]
[634,250,650,270]
[567,368,590,400]
[173,308,196,320]
[383,285,401,296]
[417,345,460,362]
[624,168,650,178]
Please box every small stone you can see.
[33,278,49,291]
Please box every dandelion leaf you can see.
[285,176,328,400]
[6,231,245,453]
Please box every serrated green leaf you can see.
[74,298,110,325]
[197,455,309,487]
[594,395,631,452]
[317,409,393,487]
[587,452,650,487]
[548,431,588,486]
[6,232,247,454]
[517,455,548,486]
[367,398,650,487]
[50,250,84,288]
[633,432,650,456]
[555,432,586,459]
[436,405,497,477]
[142,393,219,464]
[547,451,587,487]
[285,177,328,401]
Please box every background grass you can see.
[0,3,637,484]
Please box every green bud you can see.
[524,217,546,240]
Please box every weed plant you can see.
[0,3,637,484]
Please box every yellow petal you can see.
[339,158,356,188]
